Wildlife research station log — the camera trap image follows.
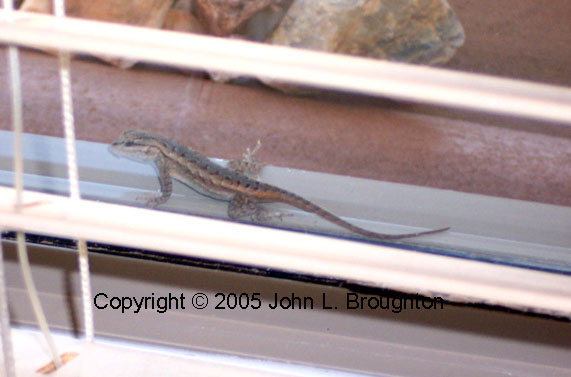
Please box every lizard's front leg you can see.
[138,155,173,207]
[227,139,263,179]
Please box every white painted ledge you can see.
[1,187,570,317]
[11,328,361,377]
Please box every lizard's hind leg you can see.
[228,194,259,220]
[228,194,291,223]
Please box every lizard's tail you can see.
[278,191,449,241]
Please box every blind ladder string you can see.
[4,0,63,369]
[0,239,16,377]
[53,0,95,343]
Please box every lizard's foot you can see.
[253,207,293,224]
[135,191,165,208]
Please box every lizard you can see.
[110,130,450,241]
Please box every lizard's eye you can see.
[124,141,134,147]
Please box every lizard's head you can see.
[110,130,164,161]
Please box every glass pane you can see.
[0,0,569,273]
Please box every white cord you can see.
[77,240,94,341]
[57,55,80,201]
[1,12,19,371]
[7,48,22,208]
[4,0,64,369]
[0,238,16,377]
[54,0,95,343]
[17,233,63,368]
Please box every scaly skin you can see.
[110,130,450,240]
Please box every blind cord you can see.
[54,0,95,343]
[16,233,63,368]
[0,239,16,377]
[5,0,63,369]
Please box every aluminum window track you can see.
[0,131,570,317]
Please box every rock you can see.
[21,0,174,27]
[194,0,287,36]
[19,0,465,97]
[172,0,192,12]
[194,0,292,82]
[269,0,464,64]
[19,0,50,13]
[242,0,293,41]
[265,0,465,93]
[20,0,174,68]
[163,9,209,76]
[163,8,205,34]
